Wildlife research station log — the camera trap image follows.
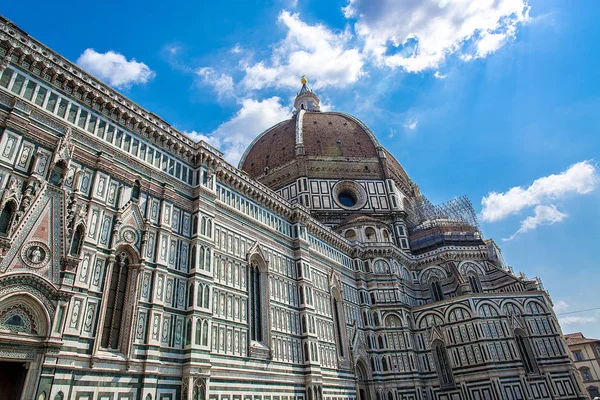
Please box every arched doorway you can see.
[0,292,51,399]
[356,360,370,400]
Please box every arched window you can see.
[196,284,204,307]
[304,342,309,363]
[382,356,388,371]
[200,217,206,235]
[207,219,212,237]
[185,319,192,346]
[205,249,211,272]
[382,230,390,242]
[378,335,385,350]
[430,279,444,302]
[249,260,265,343]
[192,216,198,235]
[344,229,357,241]
[432,340,454,387]
[468,275,482,294]
[101,251,132,350]
[188,283,194,308]
[385,314,402,328]
[203,287,210,308]
[0,201,15,235]
[332,293,345,357]
[365,227,377,242]
[514,328,538,374]
[70,225,85,257]
[580,367,594,382]
[191,245,197,269]
[195,319,202,345]
[202,320,209,346]
[198,247,205,269]
[131,180,141,200]
[373,312,380,326]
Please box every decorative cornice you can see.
[0,16,210,160]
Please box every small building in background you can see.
[566,332,600,399]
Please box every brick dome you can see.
[239,111,415,197]
[238,78,416,198]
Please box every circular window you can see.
[338,192,357,207]
[332,181,368,210]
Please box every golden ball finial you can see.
[300,75,307,85]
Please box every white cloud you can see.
[76,49,156,89]
[343,0,530,72]
[242,11,364,91]
[404,118,418,131]
[559,315,597,326]
[184,97,291,164]
[434,71,447,80]
[481,161,598,223]
[553,300,569,314]
[503,205,567,241]
[196,67,235,99]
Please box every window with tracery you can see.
[101,251,132,350]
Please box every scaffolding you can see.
[406,194,479,232]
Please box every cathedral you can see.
[0,15,588,400]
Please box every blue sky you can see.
[3,0,599,336]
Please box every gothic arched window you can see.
[468,275,482,294]
[203,287,210,308]
[196,284,203,307]
[101,251,132,350]
[192,216,198,235]
[195,319,202,345]
[205,249,211,272]
[514,328,538,374]
[332,294,345,357]
[249,261,264,342]
[198,247,205,270]
[430,279,444,302]
[432,340,454,387]
[0,201,15,235]
[202,320,209,346]
[191,245,197,269]
[185,319,192,346]
[188,283,194,308]
[200,217,206,236]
